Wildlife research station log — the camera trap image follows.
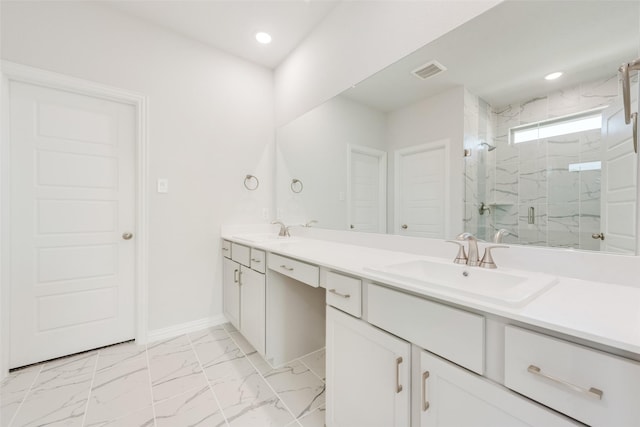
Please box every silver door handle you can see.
[633,111,638,154]
[233,269,239,283]
[251,258,262,263]
[591,233,605,240]
[396,357,403,393]
[401,224,408,229]
[527,365,603,400]
[280,265,294,271]
[422,371,430,411]
[122,232,133,240]
[328,289,350,299]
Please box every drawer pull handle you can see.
[233,269,239,284]
[422,371,430,411]
[396,357,403,393]
[328,289,351,299]
[251,258,262,263]
[280,265,294,271]
[222,247,229,251]
[527,365,603,400]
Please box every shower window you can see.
[509,109,604,144]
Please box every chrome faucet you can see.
[271,220,290,237]
[456,232,480,266]
[493,228,518,243]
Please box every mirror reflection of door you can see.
[600,97,638,253]
[347,145,387,233]
[394,139,450,238]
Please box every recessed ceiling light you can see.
[255,32,272,44]
[544,72,563,81]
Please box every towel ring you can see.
[244,174,259,191]
[291,178,303,194]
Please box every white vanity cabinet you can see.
[222,241,266,353]
[239,252,266,355]
[326,306,411,427]
[417,349,578,427]
[222,256,241,329]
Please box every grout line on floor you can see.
[186,331,231,427]
[225,326,302,422]
[6,364,43,427]
[144,342,159,427]
[296,357,325,385]
[79,351,100,427]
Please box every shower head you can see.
[479,141,497,151]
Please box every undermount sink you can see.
[232,233,297,244]
[365,259,557,307]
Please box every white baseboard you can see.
[146,315,228,343]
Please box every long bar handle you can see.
[527,365,603,400]
[633,112,638,154]
[618,58,640,125]
[396,357,403,393]
[280,265,294,271]
[328,289,350,299]
[422,371,430,411]
[251,258,262,263]
[233,269,239,283]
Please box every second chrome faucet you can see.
[447,232,508,269]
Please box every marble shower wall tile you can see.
[519,96,548,124]
[579,200,602,251]
[548,203,580,248]
[518,203,548,246]
[548,84,581,117]
[580,170,601,202]
[519,158,547,204]
[580,129,602,162]
[580,74,618,110]
[493,162,518,204]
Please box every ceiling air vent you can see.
[411,60,447,80]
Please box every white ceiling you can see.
[343,1,640,111]
[105,0,340,69]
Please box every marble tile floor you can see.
[0,323,326,427]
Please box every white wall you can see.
[386,86,465,235]
[274,0,502,127]
[276,95,386,229]
[1,1,275,331]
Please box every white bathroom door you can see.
[347,145,387,233]
[8,80,137,368]
[600,100,637,254]
[394,140,449,238]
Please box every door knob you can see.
[122,232,134,240]
[401,224,408,229]
[350,224,354,229]
[591,233,605,240]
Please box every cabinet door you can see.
[326,306,410,427]
[418,350,577,427]
[223,257,240,330]
[240,266,265,355]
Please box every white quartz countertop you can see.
[222,235,640,356]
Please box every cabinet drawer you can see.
[367,283,484,374]
[222,240,231,259]
[505,326,640,427]
[326,271,361,318]
[268,253,319,287]
[250,248,266,273]
[231,242,250,267]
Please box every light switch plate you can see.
[157,178,169,193]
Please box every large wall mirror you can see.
[276,0,640,254]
